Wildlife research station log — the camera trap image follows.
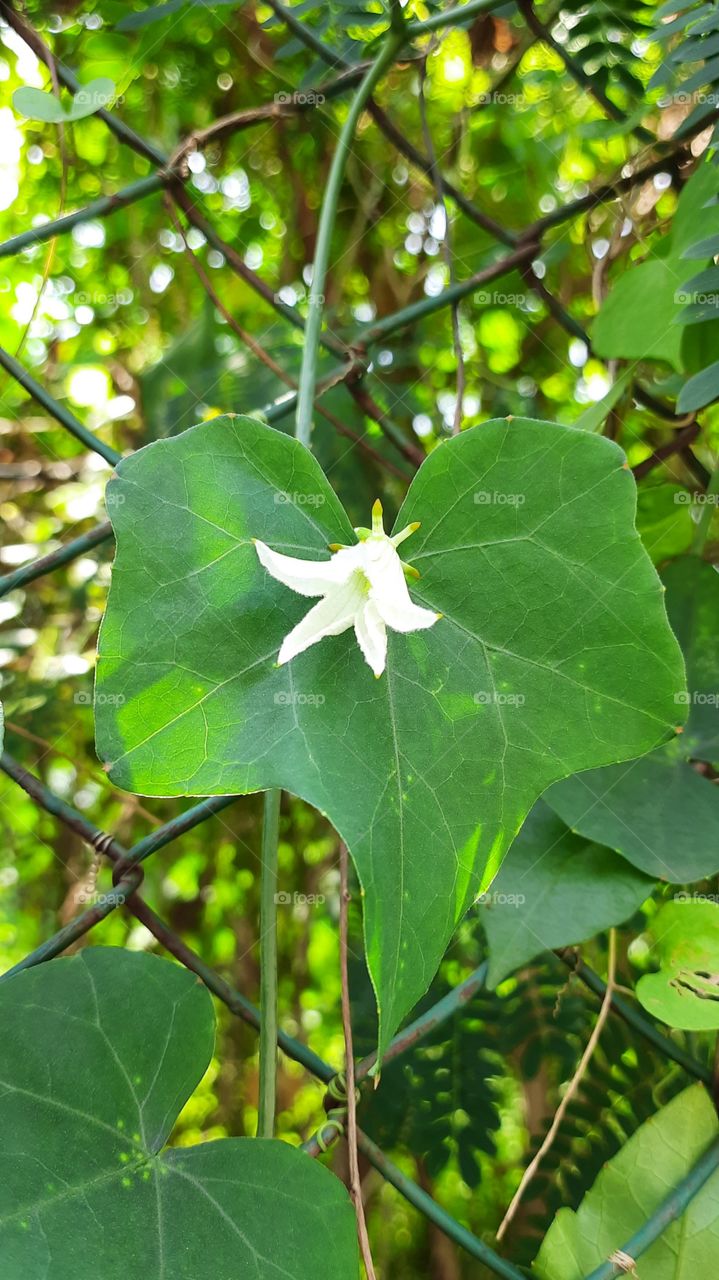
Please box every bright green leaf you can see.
[637,899,719,1030]
[95,414,684,1059]
[535,1084,719,1280]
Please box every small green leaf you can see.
[12,78,116,123]
[0,948,359,1279]
[12,86,67,123]
[480,801,653,987]
[535,1085,719,1280]
[678,358,719,412]
[636,900,719,1030]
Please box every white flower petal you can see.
[254,539,355,597]
[354,599,387,677]
[361,538,439,634]
[277,573,367,665]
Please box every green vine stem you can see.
[294,29,405,446]
[257,787,281,1138]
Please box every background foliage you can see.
[2,0,719,1275]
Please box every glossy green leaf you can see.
[0,948,359,1279]
[95,414,684,1059]
[547,557,719,881]
[535,1085,719,1280]
[479,801,653,987]
[636,900,719,1030]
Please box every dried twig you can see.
[340,843,377,1280]
[496,929,618,1242]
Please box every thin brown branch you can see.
[340,843,377,1280]
[632,418,700,479]
[496,929,618,1243]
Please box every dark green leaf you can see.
[0,948,359,1279]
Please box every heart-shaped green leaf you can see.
[0,948,358,1279]
[636,900,719,1030]
[546,556,719,882]
[480,801,653,987]
[535,1084,719,1280]
[95,414,684,1059]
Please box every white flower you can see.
[254,500,440,678]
